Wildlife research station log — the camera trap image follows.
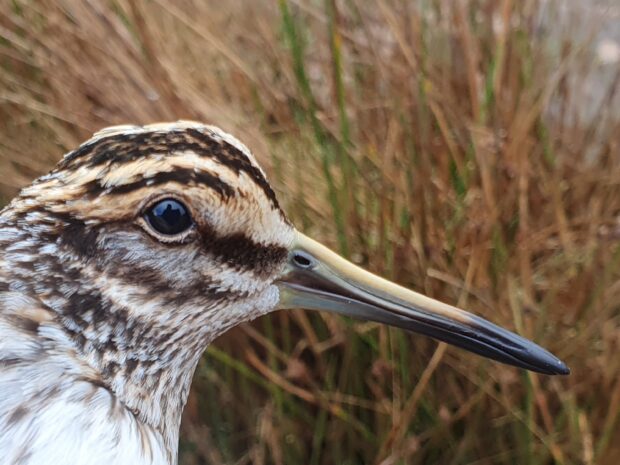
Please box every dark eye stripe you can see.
[22,207,288,278]
[200,229,288,277]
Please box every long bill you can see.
[276,231,569,375]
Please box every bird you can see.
[0,121,568,465]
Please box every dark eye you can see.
[144,199,193,235]
[292,251,314,269]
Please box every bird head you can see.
[5,121,569,376]
[9,123,295,340]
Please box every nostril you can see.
[292,251,313,269]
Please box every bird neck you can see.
[0,212,211,456]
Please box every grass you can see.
[1,0,620,463]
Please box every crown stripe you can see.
[84,168,236,199]
[58,127,284,214]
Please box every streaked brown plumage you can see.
[0,121,568,465]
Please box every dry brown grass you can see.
[1,1,619,464]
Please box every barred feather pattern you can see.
[0,122,295,465]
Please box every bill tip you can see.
[555,360,570,375]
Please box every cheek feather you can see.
[96,227,282,296]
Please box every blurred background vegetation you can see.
[1,0,619,464]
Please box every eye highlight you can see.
[144,199,193,236]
